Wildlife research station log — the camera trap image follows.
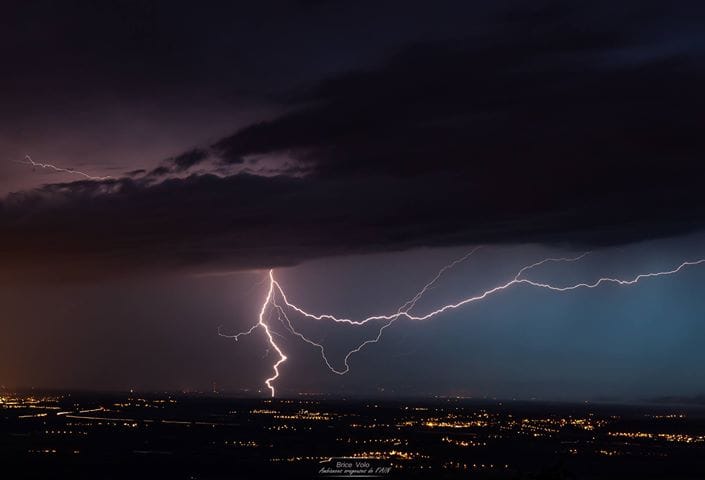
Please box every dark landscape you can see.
[2,390,704,479]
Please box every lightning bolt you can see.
[221,249,705,397]
[14,155,114,181]
[219,271,286,397]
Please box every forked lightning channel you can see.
[221,250,705,397]
[15,155,113,181]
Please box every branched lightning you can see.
[14,155,114,181]
[220,249,705,397]
[222,271,288,397]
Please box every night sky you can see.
[1,1,705,400]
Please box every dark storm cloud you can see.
[169,149,210,172]
[142,148,211,179]
[214,5,705,181]
[2,1,705,277]
[147,166,171,177]
[0,162,702,280]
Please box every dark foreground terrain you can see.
[1,390,704,479]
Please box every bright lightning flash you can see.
[221,249,705,397]
[14,155,114,181]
